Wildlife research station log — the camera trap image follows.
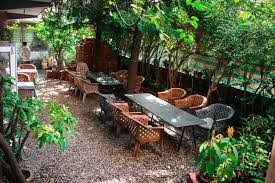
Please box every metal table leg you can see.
[192,126,196,149]
[178,127,185,151]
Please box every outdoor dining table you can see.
[125,93,206,151]
[88,72,122,86]
[88,72,124,97]
[17,68,38,81]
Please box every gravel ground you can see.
[21,77,197,183]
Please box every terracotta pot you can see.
[22,168,34,182]
[187,172,210,183]
[187,172,199,183]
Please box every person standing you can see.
[20,42,31,64]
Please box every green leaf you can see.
[191,2,207,11]
[186,0,192,6]
[206,160,215,177]
[195,148,208,165]
[213,143,222,159]
[38,134,47,148]
[48,133,54,143]
[184,34,194,43]
[229,154,238,167]
[58,137,66,151]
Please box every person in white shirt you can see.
[20,42,31,64]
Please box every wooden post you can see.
[266,135,275,183]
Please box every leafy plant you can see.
[237,135,269,182]
[0,74,77,181]
[196,127,238,182]
[240,115,275,151]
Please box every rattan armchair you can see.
[110,70,128,82]
[66,71,76,89]
[76,62,89,77]
[135,76,145,93]
[174,94,208,114]
[123,76,145,93]
[157,88,187,105]
[18,64,36,70]
[106,99,146,136]
[122,111,164,157]
[195,103,235,137]
[78,79,99,103]
[17,73,31,82]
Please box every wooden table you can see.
[18,69,37,81]
[125,93,206,151]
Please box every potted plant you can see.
[189,127,238,182]
[0,74,77,182]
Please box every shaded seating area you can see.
[17,64,38,99]
[105,98,164,156]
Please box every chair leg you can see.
[82,93,87,103]
[133,142,140,157]
[79,92,82,99]
[128,135,133,148]
[115,125,122,137]
[160,135,163,156]
[74,87,78,95]
[192,126,196,149]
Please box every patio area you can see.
[21,76,197,183]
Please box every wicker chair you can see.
[135,76,145,93]
[17,73,31,82]
[174,94,208,114]
[195,103,235,138]
[110,70,128,82]
[78,79,99,103]
[18,64,36,70]
[123,76,145,93]
[122,111,164,157]
[73,75,82,96]
[76,62,89,77]
[106,99,147,136]
[157,88,187,105]
[66,71,76,89]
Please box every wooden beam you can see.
[266,136,275,183]
[0,0,50,10]
[6,13,37,19]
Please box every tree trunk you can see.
[266,136,275,183]
[127,27,142,93]
[0,133,25,183]
[94,18,102,72]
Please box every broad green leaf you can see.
[48,133,54,143]
[206,160,215,177]
[195,148,208,165]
